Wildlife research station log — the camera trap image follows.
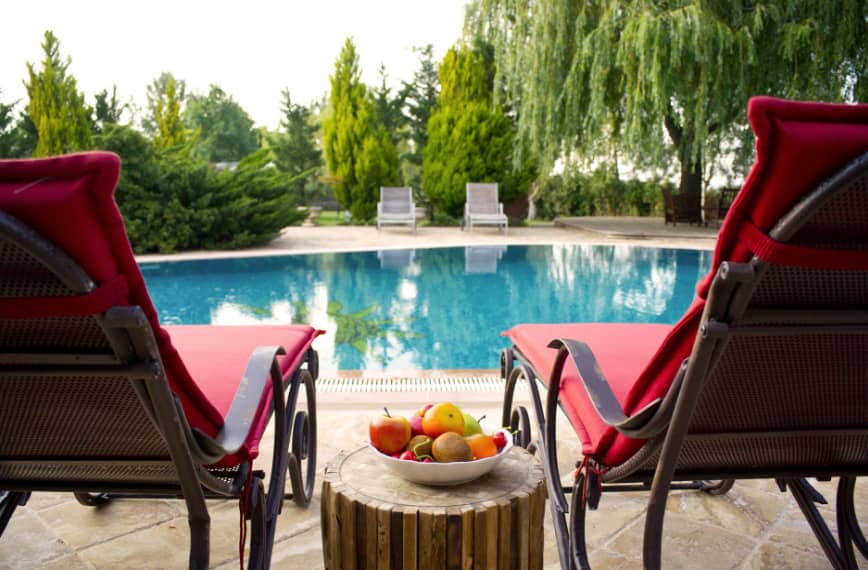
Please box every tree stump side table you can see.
[321,446,545,570]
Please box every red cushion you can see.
[698,97,868,296]
[505,97,868,468]
[165,325,323,465]
[504,323,674,462]
[0,153,225,436]
[0,152,325,468]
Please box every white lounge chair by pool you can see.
[377,187,416,233]
[464,183,508,233]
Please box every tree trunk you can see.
[665,112,704,224]
[527,180,540,221]
[679,152,703,224]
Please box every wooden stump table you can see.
[321,446,545,570]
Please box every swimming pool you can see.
[139,245,712,374]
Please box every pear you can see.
[462,412,483,436]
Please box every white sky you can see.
[2,0,469,130]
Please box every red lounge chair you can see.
[0,152,323,569]
[498,97,868,569]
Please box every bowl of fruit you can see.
[368,402,513,486]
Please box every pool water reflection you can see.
[139,245,711,374]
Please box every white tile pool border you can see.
[316,374,529,393]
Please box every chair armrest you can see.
[377,203,383,215]
[214,345,286,455]
[547,338,660,433]
[498,203,504,215]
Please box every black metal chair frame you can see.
[500,151,868,569]
[0,210,318,569]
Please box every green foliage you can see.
[428,211,461,226]
[371,65,405,145]
[322,38,400,220]
[423,101,514,216]
[423,45,530,217]
[95,124,305,253]
[142,72,187,136]
[399,45,439,192]
[323,39,369,211]
[0,113,37,158]
[535,165,666,220]
[354,127,400,220]
[267,88,326,203]
[93,85,126,134]
[152,74,188,150]
[0,91,27,158]
[472,0,868,211]
[184,85,258,162]
[24,30,93,156]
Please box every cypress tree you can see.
[153,74,187,150]
[322,38,399,220]
[422,45,517,217]
[24,30,93,156]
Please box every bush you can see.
[535,164,667,219]
[428,212,461,226]
[96,125,305,253]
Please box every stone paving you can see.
[3,220,865,568]
[2,391,866,568]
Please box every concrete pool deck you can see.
[135,216,719,263]
[4,219,865,569]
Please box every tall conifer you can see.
[24,30,92,156]
[322,38,399,220]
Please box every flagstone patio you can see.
[2,387,865,569]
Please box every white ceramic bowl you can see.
[369,428,514,486]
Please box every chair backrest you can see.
[608,97,868,476]
[674,150,868,474]
[379,187,413,214]
[0,153,224,486]
[466,183,501,215]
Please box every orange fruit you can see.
[465,433,497,459]
[422,402,465,438]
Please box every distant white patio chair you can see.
[377,187,416,233]
[463,183,508,233]
[464,245,508,273]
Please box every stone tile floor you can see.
[1,389,865,569]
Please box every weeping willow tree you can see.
[469,0,868,215]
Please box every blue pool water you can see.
[139,245,712,374]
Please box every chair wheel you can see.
[74,492,111,507]
[699,480,734,496]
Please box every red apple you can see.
[409,415,424,436]
[414,403,434,417]
[369,409,411,454]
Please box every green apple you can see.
[462,412,483,436]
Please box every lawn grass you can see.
[315,210,346,226]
